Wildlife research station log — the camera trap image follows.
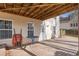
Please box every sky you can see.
[60,12,71,17]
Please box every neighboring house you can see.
[60,10,78,30]
[60,10,78,36]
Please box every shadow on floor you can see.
[45,40,78,47]
[54,51,73,56]
[22,42,39,49]
[21,48,36,56]
[53,39,78,43]
[39,42,77,55]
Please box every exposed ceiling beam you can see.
[27,7,38,17]
[45,4,74,17]
[28,7,39,17]
[18,3,24,15]
[26,7,36,16]
[0,4,58,11]
[32,7,41,18]
[36,4,65,19]
[22,4,33,16]
[3,3,7,8]
[44,4,78,20]
[18,8,23,15]
[0,3,78,21]
[47,4,78,18]
[35,4,63,17]
[10,11,40,20]
[23,8,30,16]
[11,3,16,11]
[32,5,55,18]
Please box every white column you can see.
[55,16,60,38]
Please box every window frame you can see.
[0,18,13,39]
[76,23,78,27]
[27,22,35,38]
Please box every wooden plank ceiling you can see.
[0,3,78,20]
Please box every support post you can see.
[76,3,79,55]
[60,29,62,38]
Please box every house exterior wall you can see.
[0,12,42,46]
[60,21,70,30]
[0,12,60,45]
[69,10,78,30]
[60,10,78,30]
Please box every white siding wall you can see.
[0,12,42,46]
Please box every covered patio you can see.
[0,3,78,56]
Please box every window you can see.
[73,23,75,27]
[27,23,34,37]
[28,23,34,31]
[70,23,72,27]
[76,23,78,27]
[71,23,78,27]
[0,20,12,39]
